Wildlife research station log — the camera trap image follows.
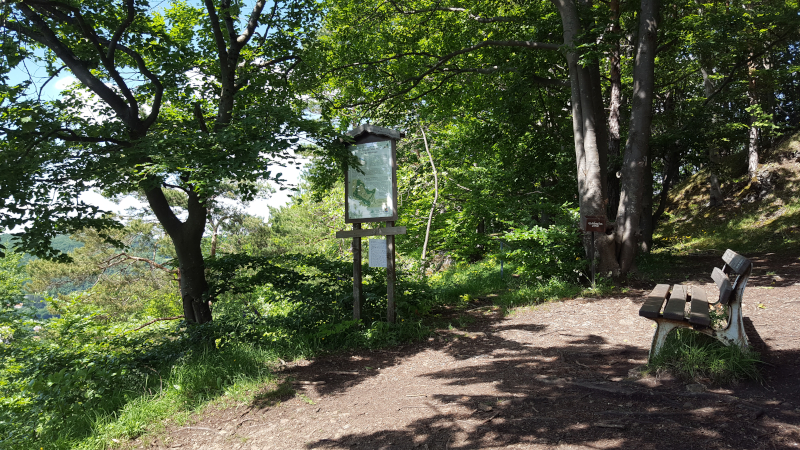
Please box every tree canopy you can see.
[0,0,328,323]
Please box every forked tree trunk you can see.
[553,0,616,273]
[145,185,212,324]
[553,0,659,277]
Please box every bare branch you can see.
[100,252,179,275]
[130,316,183,332]
[37,65,67,101]
[257,0,281,47]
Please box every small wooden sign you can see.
[582,215,606,232]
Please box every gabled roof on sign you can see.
[345,124,404,141]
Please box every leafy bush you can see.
[501,205,586,283]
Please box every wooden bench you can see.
[639,249,753,362]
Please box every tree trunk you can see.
[553,0,617,275]
[210,220,220,258]
[145,185,212,324]
[174,235,212,324]
[699,65,725,207]
[747,57,760,179]
[614,0,659,274]
[606,0,623,221]
[653,143,681,226]
[639,155,654,253]
[419,124,439,263]
[652,90,680,228]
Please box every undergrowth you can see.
[647,328,761,384]
[653,134,800,255]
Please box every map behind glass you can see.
[347,141,394,220]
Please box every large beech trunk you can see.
[614,0,659,273]
[553,0,658,277]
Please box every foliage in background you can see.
[652,130,800,255]
[26,221,181,321]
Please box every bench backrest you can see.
[712,249,752,305]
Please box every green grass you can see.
[427,260,510,304]
[647,328,761,385]
[74,344,279,449]
[497,277,582,308]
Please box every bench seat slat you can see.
[663,285,688,320]
[689,287,711,327]
[640,284,670,318]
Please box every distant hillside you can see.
[1,234,84,263]
[654,130,800,254]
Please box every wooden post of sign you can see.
[590,230,596,289]
[386,221,396,323]
[582,215,606,290]
[352,223,362,320]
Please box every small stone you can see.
[686,384,705,393]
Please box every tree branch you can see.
[107,0,136,62]
[69,5,141,116]
[236,0,267,46]
[221,0,238,45]
[94,39,164,129]
[703,29,797,106]
[37,65,67,101]
[144,185,183,236]
[441,66,568,86]
[131,316,183,332]
[193,102,210,133]
[387,1,519,23]
[100,252,179,275]
[13,4,136,128]
[203,0,231,81]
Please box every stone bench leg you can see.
[649,320,679,363]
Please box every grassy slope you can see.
[654,130,800,255]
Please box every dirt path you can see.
[134,254,800,450]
